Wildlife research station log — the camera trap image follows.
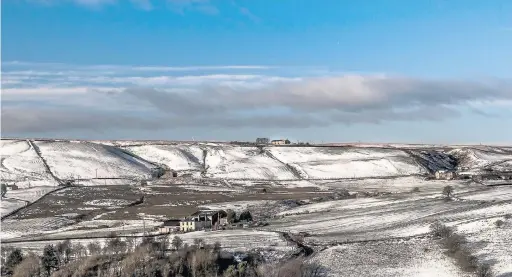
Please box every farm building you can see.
[7,184,19,190]
[158,219,181,234]
[179,210,228,232]
[435,170,456,180]
[271,139,290,145]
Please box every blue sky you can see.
[2,0,512,143]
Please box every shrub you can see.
[495,219,504,228]
[443,234,466,254]
[452,248,478,270]
[430,222,453,238]
[239,210,253,222]
[504,214,511,220]
[412,187,421,193]
[171,236,183,250]
[477,263,493,277]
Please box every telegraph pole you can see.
[143,213,146,238]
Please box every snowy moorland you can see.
[1,139,512,276]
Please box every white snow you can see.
[456,218,512,276]
[84,199,134,207]
[450,147,512,172]
[267,147,426,179]
[34,140,156,180]
[126,144,204,173]
[311,239,471,277]
[0,140,58,188]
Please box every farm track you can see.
[116,147,165,171]
[263,150,305,180]
[27,140,63,185]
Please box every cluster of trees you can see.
[1,235,324,277]
[226,210,253,224]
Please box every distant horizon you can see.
[1,136,509,147]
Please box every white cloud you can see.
[3,61,511,135]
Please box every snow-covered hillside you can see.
[1,140,158,217]
[1,140,57,187]
[33,140,157,180]
[5,140,512,183]
[450,147,512,172]
[267,147,425,179]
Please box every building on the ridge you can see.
[271,139,291,145]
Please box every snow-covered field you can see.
[317,176,471,193]
[457,217,512,276]
[311,239,471,277]
[1,217,75,240]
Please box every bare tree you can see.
[87,241,102,256]
[106,237,127,255]
[72,243,87,259]
[257,258,326,277]
[193,238,205,248]
[154,235,169,258]
[56,239,72,265]
[125,237,137,253]
[119,245,152,276]
[443,185,454,198]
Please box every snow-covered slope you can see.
[450,147,512,172]
[125,143,204,173]
[267,147,426,179]
[126,144,299,179]
[33,141,157,180]
[5,140,512,184]
[0,140,58,187]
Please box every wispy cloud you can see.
[230,0,260,23]
[23,0,260,19]
[130,0,153,11]
[31,0,116,9]
[167,0,218,15]
[2,61,511,135]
